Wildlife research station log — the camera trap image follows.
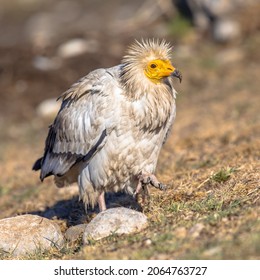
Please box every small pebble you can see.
[57,39,99,58]
[65,224,86,242]
[189,223,205,238]
[33,56,61,71]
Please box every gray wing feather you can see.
[39,67,121,180]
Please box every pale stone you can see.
[33,56,61,71]
[57,39,99,58]
[203,246,221,257]
[213,19,240,42]
[83,207,148,243]
[65,224,86,242]
[0,215,64,257]
[189,223,205,238]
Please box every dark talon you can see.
[150,181,166,191]
[137,172,166,194]
[159,183,167,191]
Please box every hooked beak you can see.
[171,69,182,83]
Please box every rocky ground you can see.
[0,0,259,259]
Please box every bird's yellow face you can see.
[144,59,175,83]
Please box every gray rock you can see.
[213,19,240,42]
[0,215,64,257]
[203,246,221,257]
[57,39,99,58]
[83,207,148,243]
[186,0,255,19]
[177,0,251,42]
[33,56,61,71]
[189,223,205,238]
[65,224,86,242]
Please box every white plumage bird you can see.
[33,39,182,212]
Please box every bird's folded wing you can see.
[40,67,121,179]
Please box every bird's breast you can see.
[87,128,164,192]
[124,87,175,131]
[83,85,176,193]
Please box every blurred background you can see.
[0,0,259,259]
[0,0,259,122]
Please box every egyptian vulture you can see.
[33,39,182,212]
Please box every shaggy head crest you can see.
[121,39,181,93]
[122,39,172,65]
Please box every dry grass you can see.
[0,36,259,260]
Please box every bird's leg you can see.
[134,180,143,198]
[133,180,150,206]
[133,171,167,198]
[97,191,107,212]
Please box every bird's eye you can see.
[150,63,157,68]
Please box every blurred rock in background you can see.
[173,0,260,42]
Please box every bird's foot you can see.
[138,171,167,191]
[133,171,167,198]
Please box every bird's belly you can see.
[86,129,164,193]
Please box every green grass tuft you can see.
[211,167,237,183]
